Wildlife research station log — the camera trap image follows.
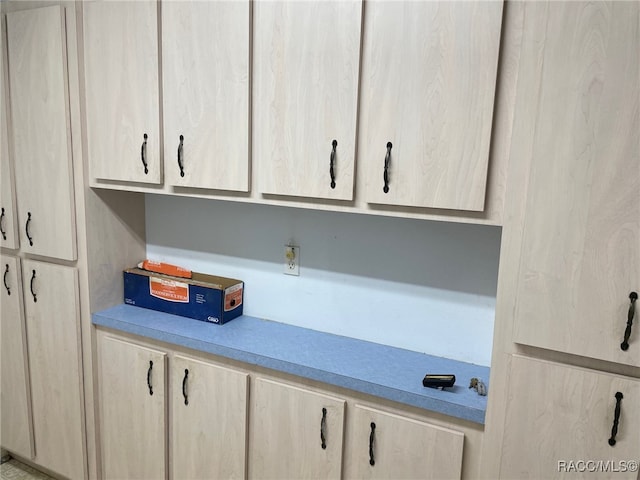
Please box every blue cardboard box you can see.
[124,268,244,324]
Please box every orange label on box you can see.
[150,277,189,303]
[224,283,243,311]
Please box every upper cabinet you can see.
[6,5,77,261]
[1,24,19,250]
[512,1,639,367]
[254,0,362,201]
[359,2,503,211]
[162,1,250,191]
[83,1,161,184]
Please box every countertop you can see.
[93,304,490,424]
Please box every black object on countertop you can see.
[423,374,456,389]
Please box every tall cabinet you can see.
[485,2,640,478]
[0,24,18,250]
[0,254,31,459]
[1,5,87,479]
[6,5,76,261]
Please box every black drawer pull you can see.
[182,368,189,405]
[25,212,33,246]
[147,360,154,396]
[141,133,149,174]
[383,142,392,193]
[177,135,185,177]
[329,140,337,189]
[620,292,637,351]
[369,422,376,466]
[1,207,6,240]
[320,407,327,449]
[4,264,10,295]
[30,269,37,302]
[608,392,623,446]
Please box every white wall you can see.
[145,194,501,366]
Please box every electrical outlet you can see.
[284,245,299,276]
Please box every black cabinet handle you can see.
[1,207,6,240]
[608,392,623,446]
[320,407,327,449]
[620,292,637,351]
[329,140,337,189]
[177,135,185,178]
[3,264,10,296]
[369,422,376,466]
[147,360,154,396]
[25,212,33,246]
[30,269,37,302]
[141,133,149,175]
[383,142,392,193]
[182,368,189,405]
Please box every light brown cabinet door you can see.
[23,260,84,479]
[511,1,639,367]
[249,378,345,479]
[162,1,250,192]
[359,1,502,211]
[7,6,77,260]
[83,1,162,184]
[0,255,32,458]
[254,0,362,201]
[1,26,19,250]
[344,405,464,479]
[500,356,640,479]
[98,334,167,480]
[171,355,248,479]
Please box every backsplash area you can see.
[145,194,501,366]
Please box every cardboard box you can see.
[124,268,244,324]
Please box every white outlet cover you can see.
[284,245,299,276]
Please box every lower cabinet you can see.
[0,255,32,458]
[249,378,346,479]
[170,354,248,479]
[344,405,464,479]
[98,335,167,480]
[23,259,85,479]
[97,333,249,479]
[97,331,467,480]
[500,356,640,479]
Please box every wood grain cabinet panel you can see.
[500,356,640,479]
[22,259,84,479]
[0,27,18,250]
[6,6,77,260]
[512,1,640,367]
[98,335,167,480]
[0,255,32,459]
[249,378,345,479]
[171,355,248,479]
[359,1,502,211]
[162,1,250,192]
[254,0,362,201]
[344,405,464,479]
[83,1,161,185]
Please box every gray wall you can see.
[146,194,501,365]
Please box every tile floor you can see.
[0,459,53,480]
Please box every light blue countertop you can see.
[93,304,489,424]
